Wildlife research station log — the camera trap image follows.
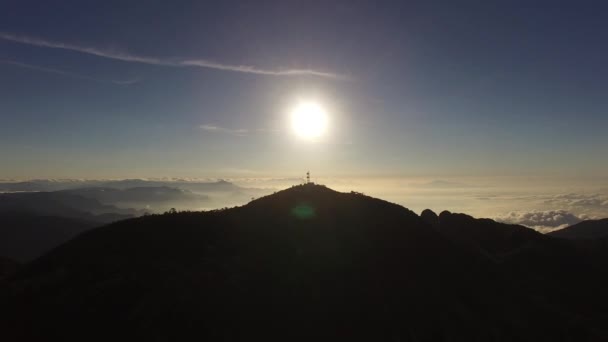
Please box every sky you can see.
[2,1,608,226]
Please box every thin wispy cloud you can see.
[200,125,249,137]
[0,32,343,79]
[0,59,139,85]
[181,60,341,78]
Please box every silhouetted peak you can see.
[420,209,439,228]
[421,208,438,218]
[238,184,421,227]
[251,184,399,206]
[439,210,452,220]
[5,183,608,342]
[252,183,338,201]
[440,211,476,221]
[432,210,547,259]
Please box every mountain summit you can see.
[2,184,608,341]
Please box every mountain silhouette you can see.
[549,218,608,239]
[0,256,18,280]
[0,179,267,194]
[0,180,273,212]
[0,212,97,262]
[0,192,135,261]
[2,184,607,341]
[61,186,210,212]
[0,191,139,221]
[433,210,549,259]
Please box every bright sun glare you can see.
[290,102,328,140]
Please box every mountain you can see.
[427,209,608,332]
[0,192,136,261]
[97,179,243,192]
[432,210,549,259]
[61,186,210,212]
[0,179,273,211]
[549,219,608,239]
[0,213,97,262]
[1,184,608,341]
[0,179,268,194]
[0,191,139,221]
[0,256,18,279]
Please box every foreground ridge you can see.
[1,185,608,341]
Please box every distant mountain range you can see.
[0,179,265,193]
[2,184,607,341]
[0,191,139,219]
[0,179,272,210]
[60,186,211,212]
[0,180,274,262]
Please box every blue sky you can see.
[1,0,608,180]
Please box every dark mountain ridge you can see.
[549,218,608,239]
[0,192,136,262]
[0,191,138,221]
[0,179,273,212]
[0,212,97,262]
[60,186,210,211]
[0,179,264,193]
[2,184,607,341]
[0,256,19,279]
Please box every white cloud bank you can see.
[496,209,584,233]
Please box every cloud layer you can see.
[542,193,608,209]
[496,209,583,233]
[0,32,342,79]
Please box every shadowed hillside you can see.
[1,185,608,341]
[0,213,97,262]
[0,191,133,261]
[549,219,608,239]
[0,256,18,279]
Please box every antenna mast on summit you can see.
[306,171,310,184]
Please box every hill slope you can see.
[549,218,608,239]
[0,256,19,279]
[2,185,607,341]
[0,213,97,262]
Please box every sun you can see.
[290,102,328,140]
